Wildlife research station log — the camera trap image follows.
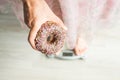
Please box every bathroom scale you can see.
[46,50,85,60]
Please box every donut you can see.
[35,21,66,54]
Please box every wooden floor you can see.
[0,9,120,80]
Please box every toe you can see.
[74,38,88,56]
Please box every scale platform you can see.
[46,50,85,60]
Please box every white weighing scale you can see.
[46,50,85,60]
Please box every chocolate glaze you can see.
[35,21,66,54]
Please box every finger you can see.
[28,29,37,50]
[28,25,40,50]
[54,17,67,31]
[58,21,67,31]
[61,23,67,31]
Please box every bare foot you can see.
[74,37,88,56]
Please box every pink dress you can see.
[1,0,120,49]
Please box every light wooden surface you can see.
[0,9,120,80]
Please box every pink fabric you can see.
[0,0,119,49]
[0,0,8,13]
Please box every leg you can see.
[59,0,88,55]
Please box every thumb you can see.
[28,25,40,50]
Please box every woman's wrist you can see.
[22,0,47,28]
[22,0,45,7]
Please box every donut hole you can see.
[47,34,57,44]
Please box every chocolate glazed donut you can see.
[35,21,66,55]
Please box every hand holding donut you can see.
[22,0,67,54]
